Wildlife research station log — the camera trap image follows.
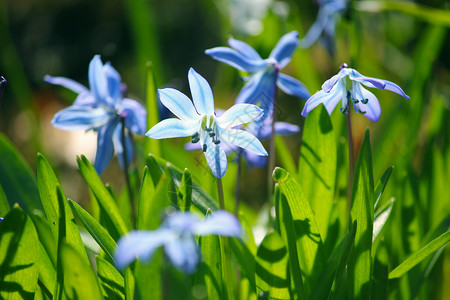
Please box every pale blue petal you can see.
[73,92,97,106]
[115,229,174,270]
[301,82,345,117]
[193,211,242,237]
[277,73,310,99]
[203,142,227,178]
[158,88,199,121]
[121,98,147,134]
[94,119,119,174]
[269,31,299,69]
[104,62,122,101]
[205,47,266,73]
[112,123,133,169]
[146,118,199,139]
[321,68,350,92]
[217,104,263,129]
[219,127,268,156]
[382,81,410,100]
[88,55,109,105]
[184,142,202,151]
[228,38,262,61]
[257,122,300,140]
[162,212,198,232]
[355,85,381,122]
[188,68,215,115]
[44,75,88,94]
[164,236,199,274]
[51,106,112,130]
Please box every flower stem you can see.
[234,151,242,216]
[267,71,279,205]
[121,117,136,228]
[217,177,225,210]
[346,97,355,229]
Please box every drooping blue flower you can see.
[45,55,147,174]
[205,31,310,120]
[301,64,410,122]
[300,0,348,55]
[114,210,242,273]
[186,114,299,169]
[146,68,268,178]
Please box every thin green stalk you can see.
[217,177,225,210]
[121,117,136,228]
[234,151,242,216]
[267,70,279,205]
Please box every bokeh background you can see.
[0,0,449,298]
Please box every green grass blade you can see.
[373,198,395,250]
[60,243,104,300]
[178,168,192,212]
[68,200,117,265]
[255,231,291,299]
[371,240,389,300]
[273,167,326,296]
[37,153,88,264]
[276,190,306,299]
[0,132,41,213]
[96,256,125,300]
[298,104,336,241]
[374,166,394,210]
[198,234,223,299]
[77,155,128,236]
[389,231,450,279]
[348,128,374,300]
[144,62,161,157]
[0,205,40,300]
[229,237,256,291]
[275,135,297,175]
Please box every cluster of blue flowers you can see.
[46,26,409,272]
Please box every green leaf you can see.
[373,198,395,250]
[389,231,450,279]
[374,166,394,210]
[310,221,357,300]
[275,135,297,176]
[144,62,161,157]
[298,104,336,241]
[0,206,40,300]
[356,1,450,27]
[96,256,125,300]
[0,184,10,215]
[275,190,306,299]
[68,200,117,265]
[0,132,42,213]
[371,240,389,300]
[178,168,192,212]
[77,155,128,236]
[348,128,374,300]
[60,243,104,300]
[255,231,291,299]
[229,237,256,291]
[145,154,164,185]
[272,167,326,296]
[198,233,223,300]
[37,153,89,264]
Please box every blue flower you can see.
[146,68,268,178]
[114,210,242,273]
[45,55,147,174]
[205,31,310,120]
[300,0,348,55]
[301,64,410,122]
[186,115,299,169]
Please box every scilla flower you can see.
[301,64,410,122]
[205,31,310,119]
[45,55,146,174]
[114,211,242,273]
[146,68,268,178]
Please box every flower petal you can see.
[355,85,381,122]
[146,118,199,139]
[257,122,300,140]
[193,211,242,237]
[103,62,122,101]
[164,236,199,274]
[269,31,299,69]
[188,68,215,115]
[158,88,199,122]
[244,151,268,169]
[51,106,112,131]
[73,92,97,106]
[94,119,118,174]
[217,104,263,129]
[121,98,147,134]
[321,68,350,92]
[88,55,110,105]
[301,82,345,117]
[115,229,173,270]
[277,73,310,99]
[44,75,88,94]
[203,142,227,178]
[205,47,266,73]
[112,123,133,170]
[228,38,262,61]
[219,127,268,156]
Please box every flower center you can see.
[190,115,221,152]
